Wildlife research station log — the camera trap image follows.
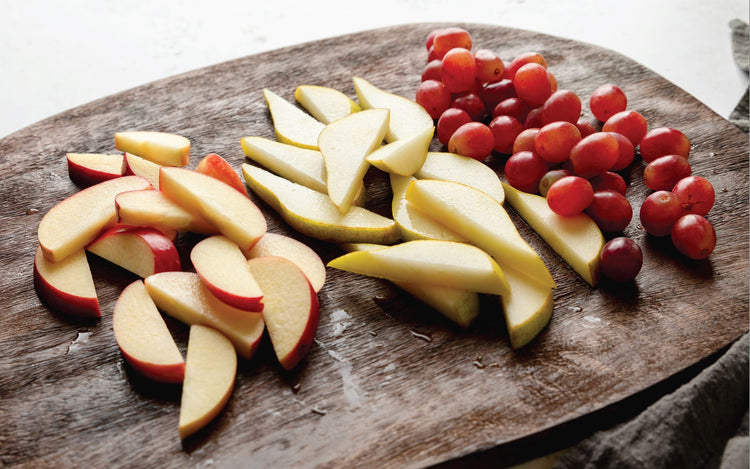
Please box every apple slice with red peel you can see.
[244,232,326,293]
[113,280,184,383]
[33,245,100,318]
[191,235,263,312]
[144,271,265,360]
[114,131,190,167]
[87,225,181,278]
[159,167,267,252]
[179,324,236,439]
[115,189,218,235]
[37,175,153,263]
[195,153,248,197]
[123,152,161,189]
[247,256,319,370]
[66,153,125,187]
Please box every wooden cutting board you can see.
[0,23,747,468]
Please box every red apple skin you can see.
[195,271,264,313]
[67,154,125,187]
[195,153,249,197]
[120,348,185,384]
[33,248,100,318]
[89,225,181,276]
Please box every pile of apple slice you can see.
[242,78,605,349]
[35,131,326,439]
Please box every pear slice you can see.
[294,85,361,124]
[353,76,434,142]
[416,152,505,204]
[502,182,604,286]
[318,108,389,213]
[340,243,479,328]
[366,125,434,176]
[390,174,464,242]
[501,266,554,349]
[242,163,399,245]
[263,88,325,150]
[406,179,556,289]
[327,239,510,296]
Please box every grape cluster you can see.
[416,26,718,282]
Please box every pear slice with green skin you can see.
[242,163,399,245]
[416,152,505,204]
[294,85,361,124]
[263,88,325,150]
[318,108,389,213]
[501,266,554,349]
[327,239,510,296]
[353,76,434,142]
[390,173,464,242]
[366,125,434,176]
[406,179,556,289]
[502,182,604,286]
[339,243,480,328]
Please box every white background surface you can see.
[1,0,748,139]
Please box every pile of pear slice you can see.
[243,77,605,349]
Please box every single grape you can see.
[436,108,473,146]
[643,154,692,191]
[538,168,572,197]
[441,48,477,94]
[608,131,636,171]
[489,115,525,154]
[480,79,516,115]
[589,84,627,122]
[602,110,648,146]
[524,107,544,129]
[639,127,691,163]
[425,28,443,51]
[546,176,594,216]
[514,63,552,108]
[672,176,715,216]
[432,27,473,59]
[474,49,505,83]
[600,237,642,282]
[512,127,540,154]
[421,59,443,82]
[671,214,716,259]
[639,190,685,236]
[534,121,582,164]
[415,79,451,120]
[492,97,532,122]
[575,118,597,138]
[589,171,627,195]
[451,91,485,121]
[547,70,558,93]
[506,52,547,81]
[585,190,633,232]
[568,132,619,178]
[504,151,549,193]
[448,122,494,161]
[541,89,582,125]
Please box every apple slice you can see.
[247,256,319,370]
[195,153,249,197]
[159,167,267,252]
[501,267,554,349]
[114,131,190,167]
[340,243,479,328]
[179,324,236,439]
[86,225,181,278]
[390,173,464,242]
[353,76,434,142]
[123,152,161,189]
[366,125,434,176]
[191,235,263,312]
[263,88,325,150]
[33,246,100,318]
[318,108,389,213]
[502,182,604,286]
[244,232,326,293]
[113,280,184,383]
[294,84,361,124]
[416,152,505,204]
[37,175,153,263]
[66,153,125,187]
[327,240,510,296]
[115,189,218,235]
[242,163,399,245]
[144,271,265,360]
[406,179,556,289]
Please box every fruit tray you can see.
[0,23,747,468]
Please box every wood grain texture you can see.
[0,23,747,468]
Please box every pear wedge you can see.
[294,85,361,124]
[317,108,389,213]
[242,163,399,244]
[406,179,556,289]
[501,266,554,349]
[263,88,325,150]
[502,182,604,286]
[416,152,505,204]
[353,77,434,142]
[390,174,464,242]
[327,239,510,296]
[366,125,434,176]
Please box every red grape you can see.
[436,108,473,146]
[643,154,692,191]
[541,89,582,125]
[672,176,715,216]
[575,118,597,138]
[451,91,486,121]
[639,190,685,236]
[415,79,451,120]
[639,127,691,163]
[538,168,572,197]
[589,84,627,122]
[448,122,494,161]
[421,59,443,82]
[504,151,549,193]
[492,97,532,122]
[480,79,516,114]
[425,29,442,51]
[585,190,633,232]
[506,52,547,80]
[524,107,544,129]
[441,48,477,94]
[600,237,642,282]
[432,27,472,59]
[489,115,525,154]
[608,131,636,171]
[534,121,582,163]
[671,214,716,259]
[514,63,552,107]
[568,132,619,177]
[512,127,539,154]
[546,176,594,216]
[602,110,648,146]
[547,70,558,92]
[474,49,505,83]
[589,171,627,195]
